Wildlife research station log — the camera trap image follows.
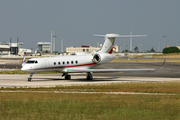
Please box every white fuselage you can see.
[21,33,150,81]
[21,53,114,74]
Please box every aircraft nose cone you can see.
[21,66,30,73]
[21,67,26,72]
[21,67,25,71]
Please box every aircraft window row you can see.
[54,61,78,65]
[27,60,38,64]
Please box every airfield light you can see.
[51,30,53,53]
[53,31,57,52]
[139,44,142,52]
[130,30,132,52]
[163,35,166,48]
[61,38,63,53]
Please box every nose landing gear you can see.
[28,74,33,82]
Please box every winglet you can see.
[21,55,26,67]
[155,59,166,70]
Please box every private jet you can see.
[21,33,165,81]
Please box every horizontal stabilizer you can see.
[94,34,146,38]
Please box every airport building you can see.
[66,45,119,54]
[37,42,51,52]
[66,46,99,53]
[0,42,24,55]
[19,48,33,55]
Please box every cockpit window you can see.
[26,60,38,64]
[27,60,35,63]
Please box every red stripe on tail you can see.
[108,48,113,54]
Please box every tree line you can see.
[122,46,155,53]
[163,47,180,54]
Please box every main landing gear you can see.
[62,72,93,80]
[86,72,93,80]
[28,74,33,82]
[62,73,71,80]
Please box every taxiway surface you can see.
[0,74,180,88]
[0,61,180,88]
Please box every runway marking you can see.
[0,91,179,96]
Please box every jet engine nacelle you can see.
[92,53,114,64]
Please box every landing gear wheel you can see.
[65,75,71,80]
[28,74,33,82]
[86,72,93,80]
[28,78,32,82]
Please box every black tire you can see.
[87,76,92,80]
[28,78,32,82]
[65,75,71,80]
[68,75,71,80]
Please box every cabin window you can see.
[71,61,74,64]
[54,62,56,65]
[75,60,78,64]
[58,62,60,65]
[63,61,65,65]
[67,61,69,64]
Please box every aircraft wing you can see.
[67,68,156,73]
[67,59,166,73]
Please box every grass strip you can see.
[0,92,179,120]
[1,81,180,94]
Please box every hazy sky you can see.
[0,0,180,52]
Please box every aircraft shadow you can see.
[31,78,65,82]
[30,76,149,82]
[31,77,120,82]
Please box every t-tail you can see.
[94,34,146,54]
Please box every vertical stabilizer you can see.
[99,35,115,53]
[94,34,119,54]
[94,33,146,54]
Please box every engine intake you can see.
[92,53,101,63]
[92,53,114,64]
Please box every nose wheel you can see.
[28,74,33,82]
